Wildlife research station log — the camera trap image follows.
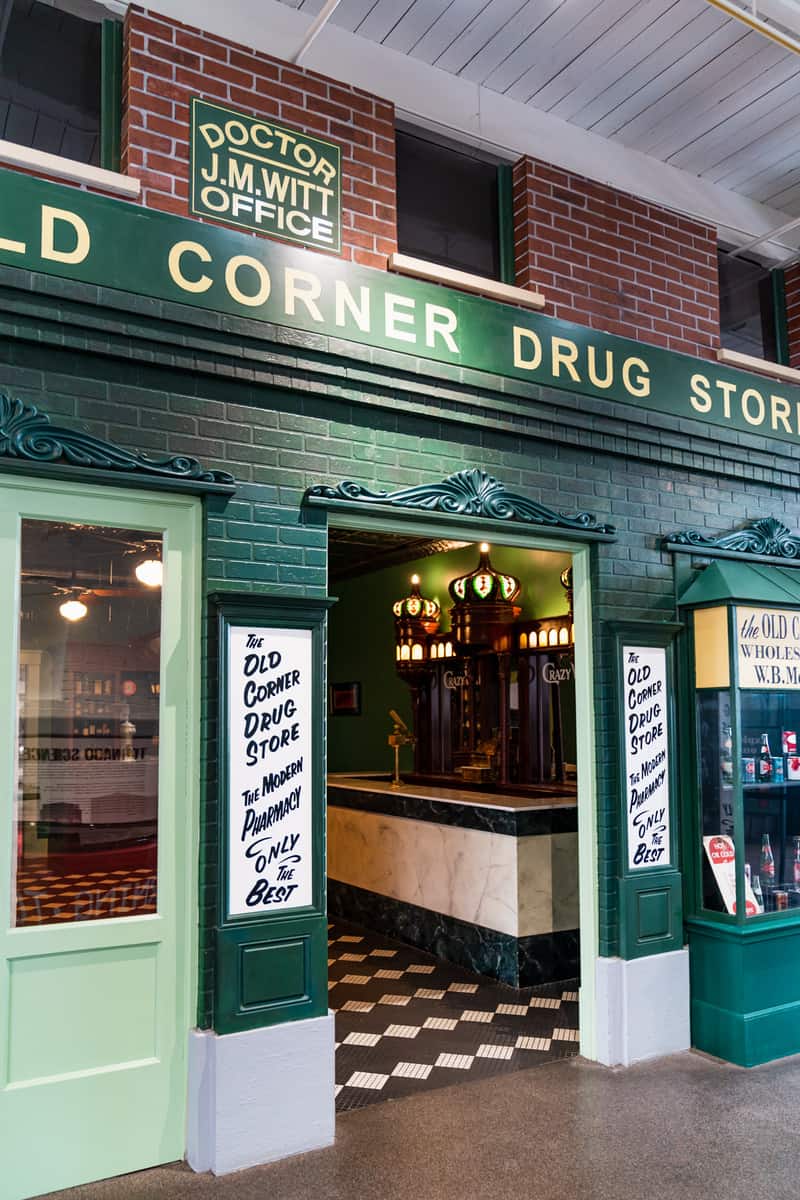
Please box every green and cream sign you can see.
[190,98,341,252]
[5,167,800,452]
[738,607,800,688]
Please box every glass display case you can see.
[679,554,800,1068]
[691,594,800,923]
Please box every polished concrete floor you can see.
[42,1049,800,1200]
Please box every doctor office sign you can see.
[190,97,342,252]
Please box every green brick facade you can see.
[3,263,800,1026]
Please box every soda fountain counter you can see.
[326,774,578,987]
[680,560,800,1066]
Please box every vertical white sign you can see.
[228,624,312,916]
[624,644,671,870]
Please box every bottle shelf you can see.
[744,781,800,790]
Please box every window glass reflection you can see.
[0,0,105,167]
[15,520,162,926]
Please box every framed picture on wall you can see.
[329,681,361,716]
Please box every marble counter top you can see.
[327,774,577,837]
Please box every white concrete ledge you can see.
[717,347,800,387]
[595,949,690,1067]
[388,252,546,311]
[187,1014,335,1175]
[0,140,141,199]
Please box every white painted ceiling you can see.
[279,0,800,236]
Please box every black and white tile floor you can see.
[329,918,579,1113]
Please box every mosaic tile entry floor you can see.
[329,918,579,1113]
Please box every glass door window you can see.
[14,519,163,927]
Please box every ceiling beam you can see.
[291,0,343,64]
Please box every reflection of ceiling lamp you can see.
[135,558,163,588]
[59,591,88,622]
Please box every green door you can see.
[0,476,200,1200]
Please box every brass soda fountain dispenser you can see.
[387,709,415,788]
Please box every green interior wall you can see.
[327,541,574,774]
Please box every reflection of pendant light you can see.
[135,558,163,588]
[59,592,88,622]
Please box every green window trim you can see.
[772,268,790,367]
[497,163,515,287]
[101,19,124,174]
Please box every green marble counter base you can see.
[328,879,579,987]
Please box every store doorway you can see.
[0,477,200,1200]
[325,525,592,1110]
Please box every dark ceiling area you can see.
[328,528,468,582]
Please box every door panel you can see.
[8,943,159,1083]
[0,477,200,1200]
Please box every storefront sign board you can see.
[190,98,341,253]
[623,645,671,870]
[227,623,312,916]
[1,168,799,449]
[737,606,800,689]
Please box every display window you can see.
[13,518,162,926]
[686,577,800,922]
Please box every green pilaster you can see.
[612,620,685,959]
[210,592,333,1035]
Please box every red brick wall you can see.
[512,156,720,359]
[785,264,800,370]
[122,5,397,267]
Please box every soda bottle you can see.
[752,874,764,912]
[761,833,775,882]
[793,836,800,887]
[759,733,773,781]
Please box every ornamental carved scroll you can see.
[0,393,234,490]
[305,468,615,535]
[664,517,800,562]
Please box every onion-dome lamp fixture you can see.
[448,543,521,648]
[393,574,440,662]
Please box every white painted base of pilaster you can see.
[595,948,690,1067]
[186,1012,335,1175]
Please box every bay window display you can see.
[690,587,800,922]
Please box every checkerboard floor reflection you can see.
[15,865,156,925]
[330,918,579,1113]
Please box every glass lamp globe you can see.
[135,558,163,588]
[59,597,88,622]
